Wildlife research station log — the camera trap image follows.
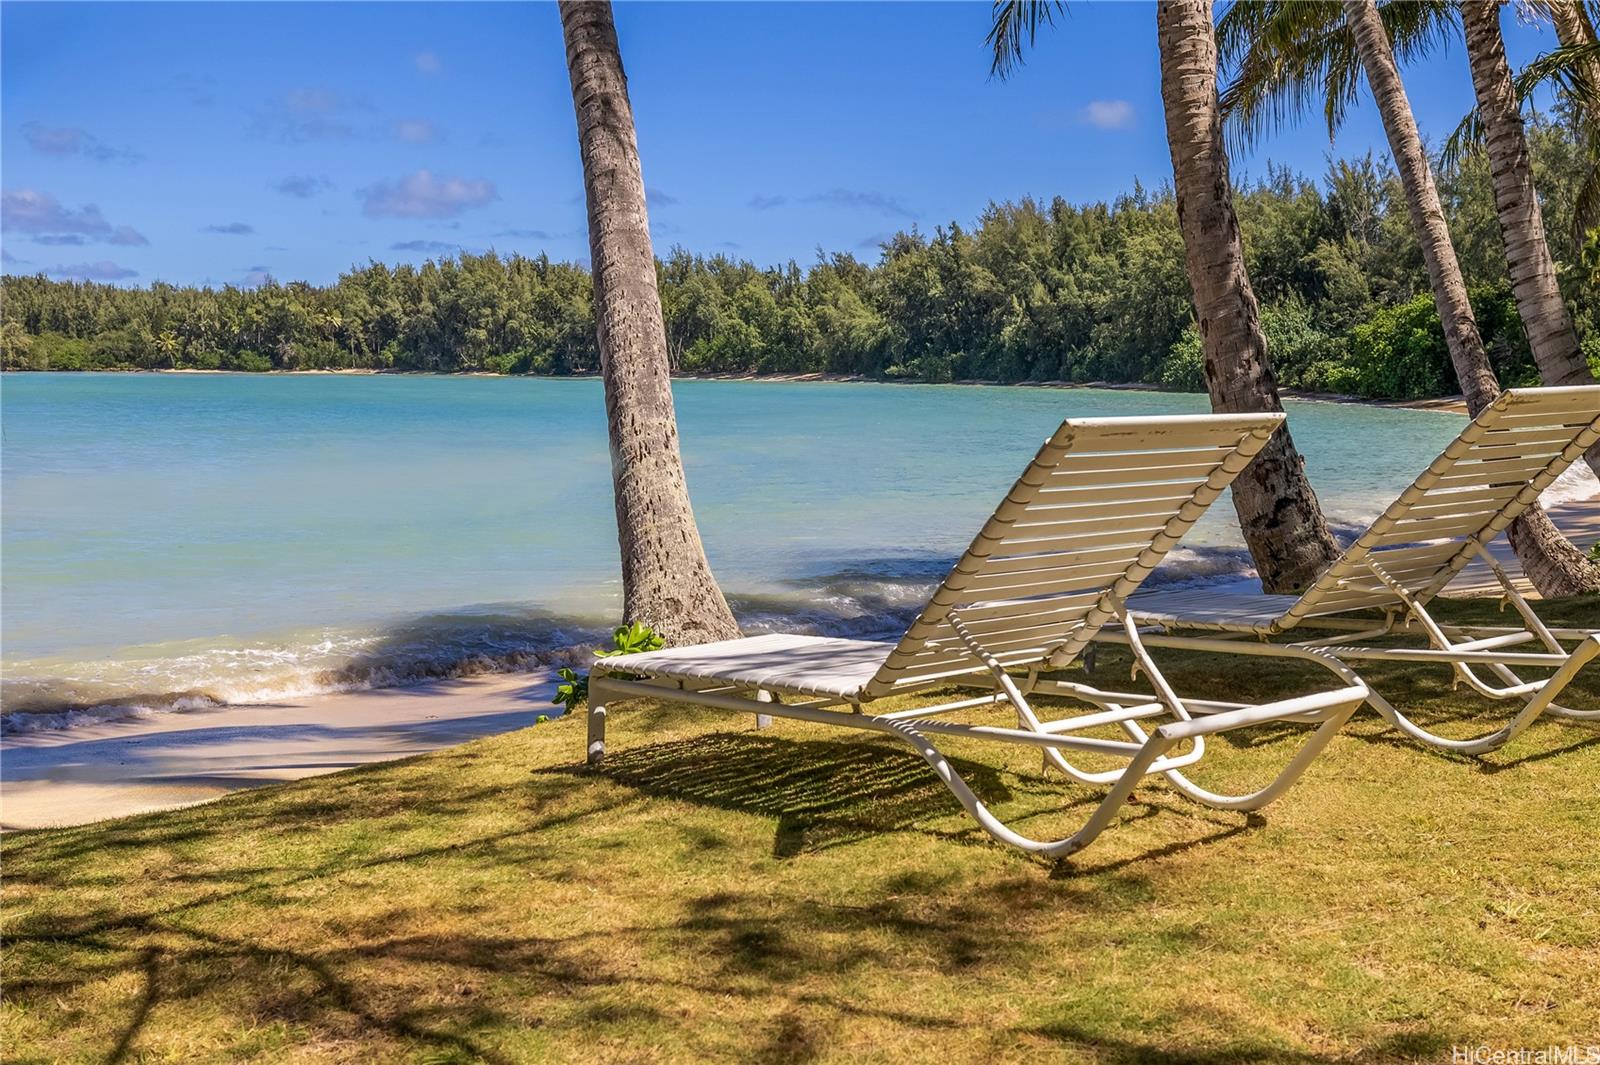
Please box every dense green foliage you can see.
[4,120,1595,399]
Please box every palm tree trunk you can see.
[1345,0,1600,596]
[1460,0,1600,478]
[1344,0,1499,412]
[560,0,741,643]
[1156,0,1340,594]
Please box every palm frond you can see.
[1217,0,1458,149]
[1439,39,1600,170]
[1439,109,1483,171]
[1513,40,1600,111]
[987,1,1066,79]
[1217,1,1348,148]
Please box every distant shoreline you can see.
[40,366,1471,414]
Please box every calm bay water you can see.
[1,372,1487,727]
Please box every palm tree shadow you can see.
[545,730,1273,869]
[544,732,1020,857]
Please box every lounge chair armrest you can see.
[1156,683,1368,742]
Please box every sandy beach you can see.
[3,499,1594,832]
[150,366,1477,411]
[1,671,559,830]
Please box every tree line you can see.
[3,112,1594,401]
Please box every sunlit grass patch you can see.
[3,598,1597,1062]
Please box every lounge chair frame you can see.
[1124,387,1600,756]
[588,414,1368,859]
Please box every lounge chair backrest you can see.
[1283,386,1600,623]
[861,413,1284,698]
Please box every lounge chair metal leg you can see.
[1159,692,1362,809]
[1368,634,1600,754]
[756,688,774,730]
[879,717,1178,859]
[587,679,608,766]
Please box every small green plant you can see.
[596,621,666,658]
[550,622,665,713]
[1589,540,1600,563]
[551,669,588,714]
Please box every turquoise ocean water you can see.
[2,372,1477,728]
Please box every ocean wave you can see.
[1,608,606,735]
[0,696,215,734]
[2,547,1264,734]
[21,507,1583,736]
[1541,461,1599,507]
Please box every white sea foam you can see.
[0,616,603,735]
[1540,461,1600,506]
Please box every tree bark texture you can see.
[1158,0,1342,593]
[561,0,742,642]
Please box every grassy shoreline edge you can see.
[4,595,1597,1061]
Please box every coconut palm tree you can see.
[1222,2,1598,422]
[1343,0,1599,594]
[990,0,1340,593]
[559,0,741,643]
[1461,2,1599,482]
[1546,1,1600,132]
[154,329,180,369]
[1520,5,1600,277]
[1218,0,1600,594]
[1343,1,1501,409]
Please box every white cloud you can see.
[23,122,141,163]
[284,87,341,114]
[3,189,110,235]
[391,239,459,253]
[393,118,438,144]
[415,51,442,74]
[275,175,333,198]
[252,88,356,142]
[203,222,255,235]
[803,188,917,220]
[1081,99,1135,130]
[359,170,497,219]
[1,188,149,246]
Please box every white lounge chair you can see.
[1123,386,1600,756]
[590,414,1368,859]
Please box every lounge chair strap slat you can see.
[863,415,1283,694]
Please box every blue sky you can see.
[0,1,1560,288]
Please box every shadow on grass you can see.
[3,727,1457,1065]
[552,731,1021,858]
[545,728,1269,877]
[1021,1020,1451,1064]
[1083,594,1600,765]
[12,593,1593,1062]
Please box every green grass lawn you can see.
[4,598,1598,1064]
